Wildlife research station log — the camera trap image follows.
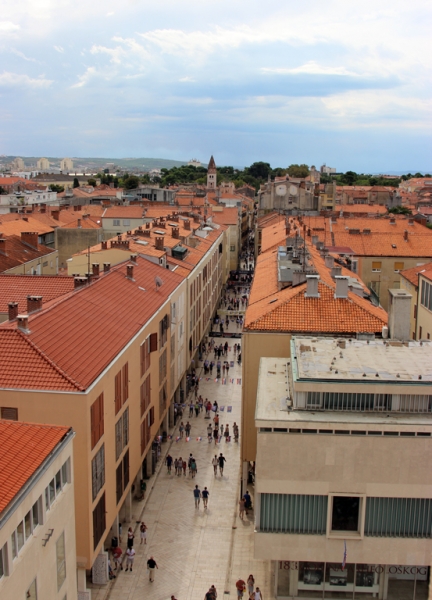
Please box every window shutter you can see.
[116,464,123,504]
[123,450,129,488]
[115,372,122,414]
[1,407,18,421]
[150,332,158,352]
[372,261,381,270]
[122,363,129,404]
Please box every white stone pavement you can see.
[91,323,271,600]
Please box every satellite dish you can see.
[276,185,286,196]
[155,276,164,288]
[289,185,298,196]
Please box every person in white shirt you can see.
[125,547,135,572]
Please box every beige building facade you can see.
[255,336,432,600]
[0,423,77,600]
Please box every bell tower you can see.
[207,155,217,190]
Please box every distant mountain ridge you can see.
[1,156,188,170]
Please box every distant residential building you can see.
[257,177,321,213]
[0,232,58,275]
[0,420,77,600]
[320,164,337,174]
[0,190,58,214]
[37,158,50,170]
[60,158,73,171]
[10,157,25,170]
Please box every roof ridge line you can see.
[17,331,84,391]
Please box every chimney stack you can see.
[92,263,100,277]
[103,263,111,273]
[52,210,60,221]
[172,227,180,239]
[8,302,19,321]
[311,235,318,246]
[155,237,164,250]
[184,219,191,231]
[305,274,320,298]
[403,230,408,241]
[130,254,137,264]
[325,255,334,269]
[74,277,88,289]
[334,275,349,299]
[101,241,108,250]
[388,289,412,340]
[77,219,82,228]
[27,295,42,313]
[17,314,30,333]
[126,265,134,280]
[0,238,7,255]
[331,265,342,278]
[21,232,38,249]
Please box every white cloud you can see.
[10,48,38,63]
[106,11,114,16]
[0,21,20,32]
[0,71,52,88]
[179,76,195,82]
[70,66,96,88]
[54,45,64,53]
[261,62,359,77]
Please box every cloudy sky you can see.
[1,0,431,171]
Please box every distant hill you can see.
[1,156,188,170]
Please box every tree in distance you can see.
[73,177,80,188]
[123,175,140,190]
[340,171,358,185]
[287,164,310,178]
[388,206,412,215]
[49,184,65,193]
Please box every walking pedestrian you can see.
[247,575,255,596]
[179,422,184,438]
[207,423,213,442]
[239,497,245,520]
[177,457,183,476]
[125,547,135,571]
[127,527,134,548]
[218,453,226,476]
[212,455,218,475]
[193,485,201,508]
[233,422,239,442]
[254,588,263,600]
[213,426,219,445]
[112,545,123,570]
[185,421,191,437]
[195,401,200,417]
[190,457,197,478]
[182,458,187,476]
[244,490,252,513]
[140,522,147,545]
[166,454,173,473]
[147,556,158,581]
[236,579,246,599]
[189,402,194,417]
[202,486,209,508]
[224,424,230,442]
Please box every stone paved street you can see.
[91,318,271,600]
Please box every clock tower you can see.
[207,155,217,190]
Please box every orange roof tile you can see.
[0,420,71,513]
[211,207,239,226]
[0,216,54,236]
[0,235,55,272]
[0,257,185,390]
[0,274,75,314]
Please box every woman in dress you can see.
[140,522,147,545]
[247,575,255,598]
[127,527,134,548]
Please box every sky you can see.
[0,0,431,172]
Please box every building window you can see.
[230,245,235,252]
[394,261,404,272]
[123,220,130,226]
[91,444,105,501]
[27,579,37,599]
[420,279,432,311]
[141,419,150,455]
[159,382,167,413]
[115,408,129,461]
[365,497,432,538]
[114,363,129,414]
[331,496,361,532]
[0,544,5,578]
[90,393,104,450]
[45,460,69,511]
[56,532,66,591]
[113,219,120,226]
[260,494,327,534]
[116,450,130,504]
[92,493,106,550]
[371,261,381,272]
[159,315,169,348]
[140,338,151,376]
[0,407,18,420]
[140,375,151,417]
[159,349,167,385]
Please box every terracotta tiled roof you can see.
[102,207,146,219]
[337,204,387,214]
[0,216,54,236]
[211,207,238,226]
[0,177,25,185]
[0,257,185,390]
[245,236,387,334]
[0,420,71,513]
[61,218,101,229]
[399,262,432,287]
[0,235,55,272]
[0,274,75,314]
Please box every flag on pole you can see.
[342,540,347,570]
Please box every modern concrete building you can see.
[0,420,77,600]
[60,158,74,171]
[254,335,432,600]
[37,158,50,170]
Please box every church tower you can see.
[207,155,217,190]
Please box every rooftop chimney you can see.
[92,263,100,277]
[27,295,42,313]
[77,219,82,228]
[21,232,38,249]
[145,222,150,229]
[8,301,19,321]
[17,314,30,334]
[408,218,414,225]
[172,227,180,239]
[389,217,396,225]
[325,255,334,269]
[334,275,349,299]
[126,264,134,280]
[130,254,137,264]
[403,230,408,241]
[101,241,108,250]
[305,274,320,298]
[331,265,342,278]
[103,263,111,273]
[155,236,164,251]
[74,276,88,289]
[184,219,191,231]
[0,238,7,255]
[388,289,412,340]
[292,270,307,287]
[52,210,60,221]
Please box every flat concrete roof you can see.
[292,337,432,383]
[255,357,432,428]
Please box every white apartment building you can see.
[254,336,432,600]
[0,420,77,600]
